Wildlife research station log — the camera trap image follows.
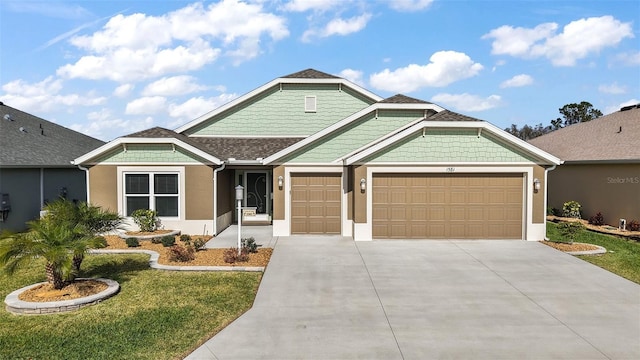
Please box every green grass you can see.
[0,254,262,360]
[547,221,640,284]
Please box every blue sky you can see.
[1,0,638,141]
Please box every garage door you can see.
[373,174,523,239]
[291,173,341,234]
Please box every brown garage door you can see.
[291,173,341,234]
[373,174,523,239]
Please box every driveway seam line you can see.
[355,242,405,360]
[451,241,612,360]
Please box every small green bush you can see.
[168,244,195,262]
[125,237,140,247]
[151,237,162,244]
[223,247,249,263]
[180,234,192,245]
[94,236,108,249]
[546,206,558,216]
[192,238,207,251]
[588,212,605,226]
[241,237,259,253]
[562,201,582,219]
[557,221,584,244]
[161,235,176,247]
[628,220,640,232]
[131,209,158,232]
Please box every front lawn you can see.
[547,222,640,284]
[0,254,262,360]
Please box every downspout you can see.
[543,164,558,240]
[213,161,226,236]
[40,168,44,209]
[76,164,91,203]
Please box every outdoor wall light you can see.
[278,175,283,189]
[533,178,541,192]
[360,178,366,192]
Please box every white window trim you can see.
[305,95,317,113]
[117,166,185,220]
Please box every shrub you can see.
[151,237,162,244]
[223,247,249,263]
[588,212,605,226]
[546,206,558,216]
[192,237,207,251]
[125,237,140,247]
[562,201,582,219]
[131,209,158,232]
[94,236,108,249]
[628,220,640,232]
[241,237,259,253]
[180,234,192,245]
[557,221,584,244]
[160,235,176,247]
[168,244,195,262]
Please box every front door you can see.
[245,171,269,214]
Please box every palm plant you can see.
[0,199,122,289]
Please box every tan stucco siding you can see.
[353,165,367,223]
[533,165,545,224]
[548,163,640,225]
[89,165,118,213]
[216,168,234,216]
[185,165,213,220]
[273,165,285,220]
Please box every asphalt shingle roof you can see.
[380,94,431,104]
[0,103,105,167]
[124,127,302,161]
[281,69,340,79]
[428,110,481,122]
[528,105,640,162]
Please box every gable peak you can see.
[281,68,340,79]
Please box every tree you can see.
[0,200,122,289]
[558,101,603,127]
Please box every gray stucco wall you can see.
[0,168,87,232]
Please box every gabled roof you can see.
[380,94,431,104]
[73,127,223,165]
[174,68,383,134]
[344,120,562,166]
[262,100,445,164]
[428,109,481,122]
[0,102,104,167]
[528,105,640,162]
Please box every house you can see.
[73,69,560,240]
[529,104,640,225]
[0,102,105,232]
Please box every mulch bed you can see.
[541,241,600,252]
[103,235,272,267]
[19,279,108,302]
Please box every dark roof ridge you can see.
[428,109,481,122]
[281,68,340,79]
[380,94,431,104]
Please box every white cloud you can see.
[0,77,106,113]
[388,0,434,12]
[500,74,533,88]
[125,96,167,115]
[113,84,134,97]
[142,76,209,97]
[303,13,371,42]
[605,98,640,114]
[369,51,483,92]
[167,94,237,125]
[483,16,634,66]
[57,0,289,81]
[614,51,640,66]
[283,0,344,12]
[70,112,154,141]
[598,82,626,95]
[431,93,502,112]
[338,68,365,87]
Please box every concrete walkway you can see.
[205,225,277,249]
[186,238,640,360]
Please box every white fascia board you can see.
[174,77,383,134]
[263,103,445,165]
[344,121,562,165]
[72,137,222,165]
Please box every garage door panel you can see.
[291,173,341,234]
[373,173,523,239]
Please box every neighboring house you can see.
[0,102,105,232]
[529,104,640,225]
[74,69,560,241]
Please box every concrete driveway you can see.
[187,237,640,360]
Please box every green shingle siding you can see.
[185,84,374,137]
[283,110,425,163]
[95,144,207,163]
[363,129,537,163]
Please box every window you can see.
[124,173,179,217]
[305,95,317,112]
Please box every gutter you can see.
[76,164,91,203]
[543,164,558,241]
[212,161,227,235]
